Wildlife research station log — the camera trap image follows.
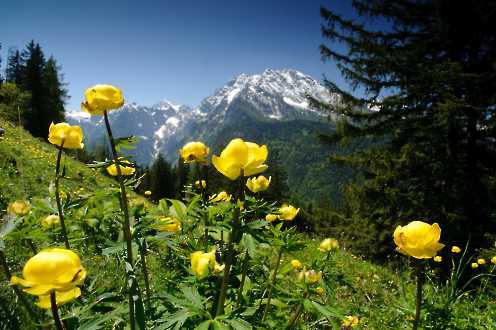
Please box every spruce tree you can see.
[318,0,496,257]
[43,57,66,124]
[5,48,23,86]
[148,154,175,201]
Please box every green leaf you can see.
[167,199,187,220]
[224,318,253,330]
[181,285,203,309]
[194,320,212,330]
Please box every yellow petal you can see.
[36,288,81,309]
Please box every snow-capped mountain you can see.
[67,69,339,165]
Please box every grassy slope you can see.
[0,118,494,329]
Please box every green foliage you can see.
[317,0,496,259]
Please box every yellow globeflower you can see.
[300,269,322,284]
[194,180,207,189]
[491,256,496,265]
[477,258,486,265]
[144,190,152,196]
[342,315,359,327]
[434,255,442,262]
[212,138,268,180]
[319,238,339,252]
[156,216,181,233]
[246,175,271,193]
[315,287,326,296]
[106,158,135,176]
[471,262,479,269]
[290,259,302,270]
[7,200,30,216]
[451,246,461,254]
[278,204,300,221]
[10,248,86,309]
[179,141,210,163]
[41,214,60,228]
[265,214,278,222]
[48,122,84,149]
[393,221,444,259]
[81,84,124,115]
[209,191,231,203]
[190,250,222,279]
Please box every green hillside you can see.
[0,118,494,330]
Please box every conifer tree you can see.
[318,0,496,257]
[43,57,66,124]
[149,154,175,201]
[5,48,23,86]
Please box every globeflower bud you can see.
[434,255,442,262]
[477,258,486,265]
[156,216,181,233]
[144,190,152,196]
[266,214,278,222]
[41,214,60,228]
[451,246,461,253]
[190,250,222,279]
[209,191,231,203]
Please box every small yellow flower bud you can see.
[491,256,496,265]
[290,259,302,270]
[451,246,461,253]
[144,190,152,196]
[266,214,278,222]
[209,191,231,203]
[471,262,479,269]
[433,255,442,262]
[7,200,30,216]
[342,315,359,327]
[319,238,339,252]
[477,258,486,265]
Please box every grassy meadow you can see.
[0,114,495,330]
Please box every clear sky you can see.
[1,0,354,111]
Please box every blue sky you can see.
[1,0,354,111]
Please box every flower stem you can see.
[139,239,151,311]
[55,146,70,249]
[215,172,245,317]
[262,247,283,322]
[236,251,250,306]
[50,291,65,330]
[286,291,309,329]
[413,260,424,330]
[0,250,37,320]
[103,110,137,329]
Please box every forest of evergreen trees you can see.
[0,40,66,138]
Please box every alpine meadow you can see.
[0,1,495,329]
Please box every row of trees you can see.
[318,0,496,258]
[0,40,66,137]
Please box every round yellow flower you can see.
[451,246,461,254]
[477,258,486,265]
[212,138,268,180]
[179,141,210,163]
[278,204,300,221]
[434,255,442,262]
[81,84,124,115]
[7,200,30,216]
[48,122,84,149]
[41,214,60,228]
[190,250,222,279]
[209,191,231,203]
[290,259,302,270]
[342,315,359,327]
[315,287,326,296]
[195,180,207,189]
[300,269,322,284]
[106,159,135,176]
[156,216,181,233]
[319,238,339,252]
[491,256,496,265]
[265,214,278,222]
[246,175,271,193]
[471,262,479,269]
[10,248,86,309]
[144,190,152,196]
[393,221,444,259]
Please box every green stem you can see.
[140,239,151,311]
[262,248,283,322]
[236,251,250,306]
[0,250,37,320]
[215,172,245,317]
[413,261,424,330]
[286,291,309,329]
[103,110,137,330]
[55,146,70,249]
[50,291,65,330]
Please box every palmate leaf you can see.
[223,318,253,330]
[154,310,196,330]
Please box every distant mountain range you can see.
[67,69,355,202]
